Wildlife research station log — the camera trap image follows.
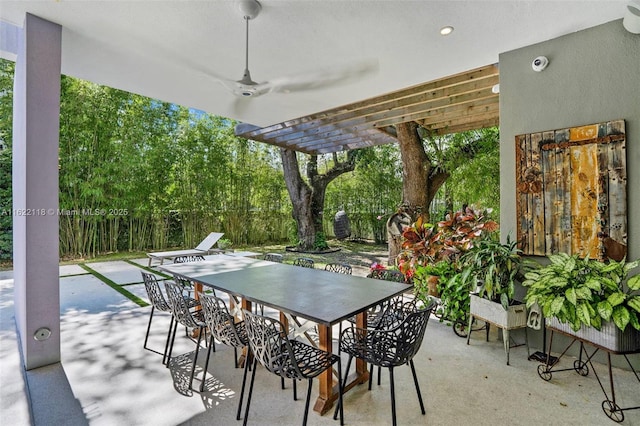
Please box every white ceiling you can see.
[0,1,628,128]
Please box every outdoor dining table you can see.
[158,255,412,415]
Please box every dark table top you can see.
[189,262,412,326]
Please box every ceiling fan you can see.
[206,0,378,99]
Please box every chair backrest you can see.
[375,297,420,330]
[173,254,205,263]
[141,272,171,312]
[242,309,302,380]
[369,268,405,283]
[263,253,283,263]
[293,257,315,269]
[194,232,224,251]
[199,292,247,348]
[325,263,352,275]
[164,280,202,328]
[172,273,195,292]
[375,300,437,366]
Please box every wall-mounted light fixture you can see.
[623,0,640,34]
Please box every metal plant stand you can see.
[537,325,640,423]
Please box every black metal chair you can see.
[141,272,175,360]
[334,300,436,426]
[263,253,284,263]
[164,280,208,390]
[324,263,352,275]
[241,309,344,426]
[198,292,252,419]
[197,292,246,374]
[173,272,212,299]
[173,254,205,263]
[293,257,315,268]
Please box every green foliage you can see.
[459,235,531,309]
[217,238,232,249]
[313,232,329,251]
[414,261,470,323]
[429,128,500,218]
[524,254,640,332]
[398,206,498,274]
[324,144,402,241]
[0,60,13,260]
[407,207,499,322]
[55,75,290,257]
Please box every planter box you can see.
[547,317,640,353]
[469,294,527,329]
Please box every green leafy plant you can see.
[217,238,233,249]
[523,253,640,332]
[313,232,329,251]
[402,207,499,325]
[459,236,530,309]
[414,261,471,324]
[397,206,498,275]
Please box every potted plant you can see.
[217,238,233,250]
[398,206,498,297]
[413,260,461,318]
[459,236,531,331]
[523,253,640,352]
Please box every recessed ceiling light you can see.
[440,26,454,36]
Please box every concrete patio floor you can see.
[1,259,639,425]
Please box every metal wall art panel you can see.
[515,120,627,260]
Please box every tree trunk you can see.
[396,122,430,221]
[395,122,450,222]
[281,149,315,249]
[281,149,356,250]
[391,122,450,262]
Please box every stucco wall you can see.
[500,19,640,254]
[499,19,640,367]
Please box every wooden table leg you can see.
[190,283,204,338]
[236,297,252,368]
[314,323,334,414]
[355,311,368,379]
[313,312,370,415]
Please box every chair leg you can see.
[389,367,397,426]
[162,316,175,365]
[165,319,179,367]
[189,327,204,390]
[302,379,312,426]
[409,359,426,415]
[293,379,297,401]
[200,334,215,392]
[143,306,155,351]
[337,357,344,426]
[333,355,353,420]
[377,366,382,385]
[368,363,374,390]
[242,358,259,426]
[237,348,251,421]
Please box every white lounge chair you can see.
[146,232,224,266]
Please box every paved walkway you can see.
[1,259,640,425]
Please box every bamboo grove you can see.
[0,59,499,260]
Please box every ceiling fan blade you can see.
[232,96,253,116]
[263,58,379,94]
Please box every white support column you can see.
[12,13,62,370]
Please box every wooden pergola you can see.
[235,64,499,154]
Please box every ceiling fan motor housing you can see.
[239,0,261,20]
